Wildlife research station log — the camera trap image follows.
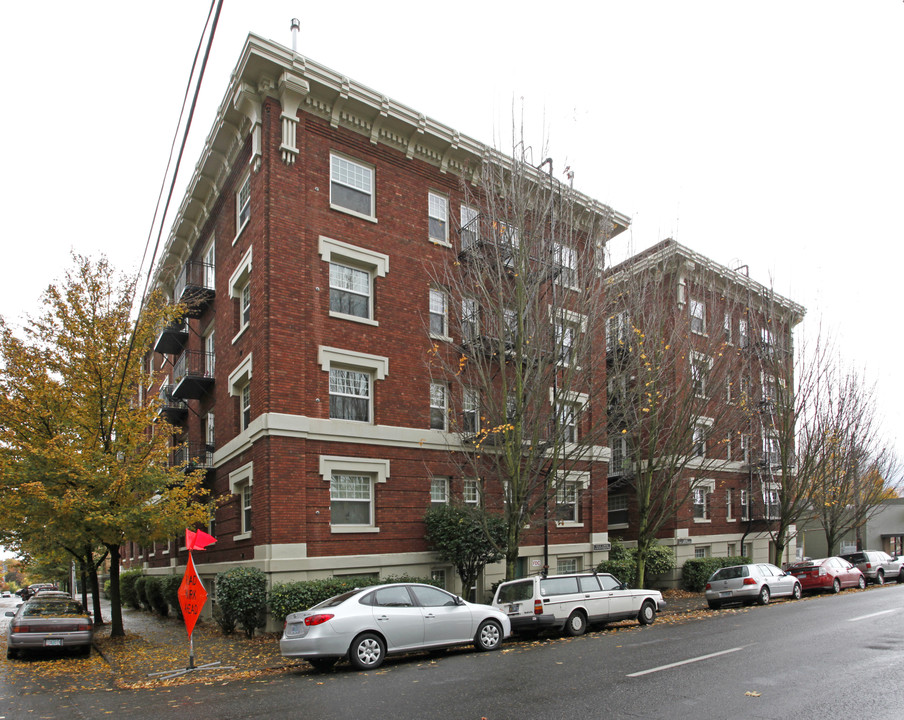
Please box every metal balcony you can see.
[156,384,187,423]
[153,319,189,355]
[173,261,215,318]
[171,351,215,400]
[171,442,215,472]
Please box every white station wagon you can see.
[492,572,666,637]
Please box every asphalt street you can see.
[2,585,902,719]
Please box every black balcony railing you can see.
[171,351,215,400]
[173,261,215,318]
[171,442,215,471]
[153,319,189,355]
[156,384,188,423]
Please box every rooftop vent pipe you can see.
[291,18,300,51]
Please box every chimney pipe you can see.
[291,18,300,52]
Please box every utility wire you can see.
[106,0,224,442]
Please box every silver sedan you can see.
[280,583,511,671]
[705,563,802,609]
[5,597,94,658]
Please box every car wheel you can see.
[875,571,884,586]
[474,619,503,651]
[564,611,587,637]
[637,600,657,625]
[791,583,802,601]
[898,570,904,584]
[308,657,338,672]
[831,578,841,594]
[858,575,867,590]
[348,633,386,671]
[757,586,770,606]
[707,600,722,610]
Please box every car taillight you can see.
[76,624,92,632]
[705,583,712,590]
[534,599,543,615]
[304,614,334,626]
[742,578,757,585]
[865,563,872,569]
[11,626,30,633]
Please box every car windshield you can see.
[711,566,749,581]
[22,600,85,617]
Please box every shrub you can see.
[212,602,236,635]
[133,574,148,610]
[119,569,143,609]
[595,541,674,587]
[268,574,440,622]
[103,579,111,600]
[216,567,268,638]
[681,556,751,592]
[161,575,183,619]
[145,576,169,617]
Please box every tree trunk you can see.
[106,544,124,637]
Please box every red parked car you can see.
[787,557,866,594]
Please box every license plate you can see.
[719,591,732,598]
[508,603,520,614]
[796,574,806,578]
[44,638,63,647]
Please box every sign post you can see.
[148,529,234,679]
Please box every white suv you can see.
[492,572,666,637]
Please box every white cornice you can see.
[153,34,630,293]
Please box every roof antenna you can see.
[291,18,300,52]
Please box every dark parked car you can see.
[5,596,94,658]
[787,557,866,594]
[840,551,904,585]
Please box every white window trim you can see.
[430,476,450,504]
[329,152,377,222]
[553,471,589,527]
[235,172,251,243]
[430,382,448,431]
[428,191,451,247]
[608,493,629,530]
[463,478,481,506]
[691,352,712,398]
[319,455,389,533]
[690,298,706,335]
[229,354,253,397]
[229,246,254,342]
[692,478,715,523]
[726,488,735,522]
[319,235,389,326]
[318,347,389,380]
[229,461,253,540]
[429,287,451,342]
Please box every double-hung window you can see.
[429,288,448,338]
[241,383,251,432]
[740,489,751,521]
[690,299,706,334]
[330,262,371,319]
[241,484,252,533]
[556,321,575,367]
[330,154,374,218]
[765,487,780,520]
[691,352,710,397]
[463,388,480,434]
[556,400,577,443]
[609,435,627,475]
[229,246,253,339]
[739,319,749,348]
[724,313,732,343]
[693,423,707,457]
[430,477,449,505]
[430,382,447,430]
[607,311,630,352]
[608,494,629,526]
[330,368,371,422]
[463,479,480,506]
[330,473,373,525]
[229,462,253,539]
[555,481,579,523]
[726,489,734,520]
[554,243,577,288]
[693,480,714,520]
[236,173,251,238]
[320,237,389,326]
[428,192,448,243]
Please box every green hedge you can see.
[144,576,169,617]
[268,574,439,622]
[681,556,751,592]
[595,540,674,587]
[216,567,268,638]
[120,569,143,609]
[161,575,183,619]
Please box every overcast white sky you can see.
[1,1,902,460]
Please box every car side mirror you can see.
[455,596,465,606]
[4,611,14,617]
[620,582,628,590]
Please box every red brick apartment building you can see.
[605,240,805,578]
[126,33,630,598]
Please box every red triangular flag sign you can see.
[185,528,217,551]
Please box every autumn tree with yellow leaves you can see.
[0,255,212,636]
[427,138,616,581]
